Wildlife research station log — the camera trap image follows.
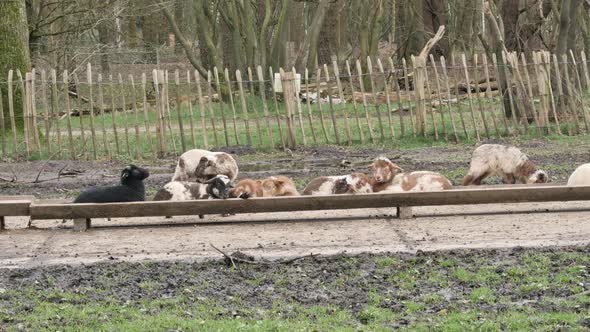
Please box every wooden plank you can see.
[429,54,447,140]
[422,57,438,140]
[460,54,481,140]
[163,71,178,154]
[236,70,253,146]
[291,67,307,146]
[491,53,514,135]
[389,58,406,138]
[345,60,365,142]
[542,52,561,135]
[510,53,538,135]
[0,72,5,159]
[520,53,542,134]
[86,64,98,159]
[356,60,376,143]
[96,74,110,159]
[481,54,502,137]
[501,52,524,134]
[315,68,331,143]
[257,66,276,148]
[174,70,187,152]
[333,61,353,143]
[323,64,341,144]
[206,71,220,147]
[194,71,209,149]
[451,56,469,139]
[128,74,142,158]
[117,74,132,154]
[366,57,386,140]
[401,58,417,137]
[248,67,266,147]
[0,200,32,216]
[30,70,41,155]
[109,74,122,155]
[552,54,572,135]
[471,54,490,139]
[568,51,589,133]
[17,71,30,158]
[581,51,590,91]
[280,68,297,148]
[217,68,232,146]
[186,70,197,148]
[50,70,62,157]
[40,70,51,155]
[151,70,165,157]
[7,70,18,159]
[29,185,590,220]
[63,71,75,159]
[268,66,286,149]
[410,55,428,137]
[141,73,154,158]
[439,57,460,142]
[532,52,551,131]
[302,68,318,145]
[72,73,86,158]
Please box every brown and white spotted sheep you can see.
[462,144,548,185]
[260,176,300,197]
[369,157,452,192]
[302,173,372,195]
[172,149,238,183]
[229,178,263,199]
[153,175,234,201]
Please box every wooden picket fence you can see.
[1,50,589,161]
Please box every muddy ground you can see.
[1,137,588,199]
[1,246,589,330]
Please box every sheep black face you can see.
[121,165,150,185]
[203,175,234,199]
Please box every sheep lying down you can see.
[154,175,234,201]
[568,163,590,186]
[74,165,150,203]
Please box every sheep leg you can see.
[397,206,413,219]
[73,218,91,231]
[0,216,5,231]
[504,173,516,184]
[472,171,491,185]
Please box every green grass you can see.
[3,248,590,331]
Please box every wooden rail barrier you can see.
[0,196,34,231]
[27,185,590,231]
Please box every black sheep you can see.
[74,165,150,203]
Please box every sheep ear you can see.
[390,163,403,172]
[199,156,208,163]
[121,169,129,180]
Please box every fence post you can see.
[7,70,18,160]
[152,69,165,157]
[280,69,297,149]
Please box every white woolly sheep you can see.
[463,144,548,185]
[172,149,238,183]
[567,163,590,186]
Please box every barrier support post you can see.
[397,206,413,219]
[73,218,91,231]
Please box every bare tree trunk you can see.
[293,0,330,71]
[97,20,111,74]
[0,0,31,130]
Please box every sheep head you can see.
[120,165,150,185]
[368,157,403,183]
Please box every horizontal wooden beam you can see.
[29,185,590,220]
[0,200,32,216]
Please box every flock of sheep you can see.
[73,144,590,206]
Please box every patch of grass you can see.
[469,287,497,304]
[4,248,590,331]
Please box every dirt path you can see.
[2,201,589,269]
